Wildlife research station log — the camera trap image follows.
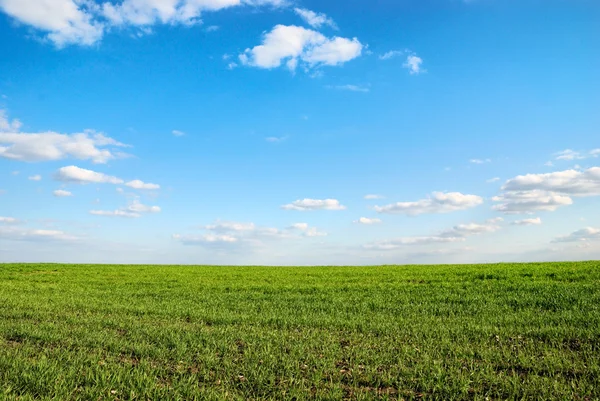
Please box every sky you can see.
[0,0,599,265]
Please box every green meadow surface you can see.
[0,262,599,400]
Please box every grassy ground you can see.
[0,262,599,400]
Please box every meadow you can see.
[0,262,599,400]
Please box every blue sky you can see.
[1,0,599,265]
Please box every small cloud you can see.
[205,25,219,32]
[544,161,554,167]
[227,62,238,70]
[53,190,73,197]
[555,149,585,161]
[0,216,20,224]
[486,177,500,183]
[379,50,404,60]
[364,194,384,200]
[511,217,542,226]
[294,8,337,29]
[265,136,288,143]
[354,217,382,225]
[28,175,42,181]
[282,198,346,211]
[11,171,19,176]
[125,180,160,190]
[470,158,491,164]
[326,84,370,93]
[403,54,425,75]
[172,130,185,137]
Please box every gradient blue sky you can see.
[1,0,599,265]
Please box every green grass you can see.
[0,262,599,400]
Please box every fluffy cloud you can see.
[125,179,160,190]
[552,227,600,243]
[53,189,73,197]
[282,198,346,211]
[103,0,287,27]
[239,25,362,72]
[374,192,483,216]
[403,54,424,74]
[493,167,600,214]
[0,111,129,163]
[492,190,573,214]
[28,175,42,181]
[90,199,160,218]
[355,217,381,225]
[511,217,542,226]
[0,0,104,47]
[439,219,502,238]
[294,8,336,29]
[56,166,124,184]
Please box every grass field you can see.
[0,262,599,400]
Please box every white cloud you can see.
[0,0,104,47]
[470,158,491,164]
[364,194,384,200]
[239,25,362,72]
[173,233,239,246]
[102,0,287,27]
[53,189,73,197]
[355,217,382,225]
[293,8,336,29]
[172,130,185,137]
[379,50,403,60]
[486,177,500,183]
[0,109,22,131]
[0,0,287,47]
[289,223,308,230]
[205,25,219,32]
[364,236,464,250]
[555,149,585,161]
[326,84,370,93]
[493,167,600,214]
[374,192,483,216]
[511,217,542,226]
[492,190,573,214]
[28,174,42,181]
[0,225,78,241]
[403,54,424,75]
[591,149,600,156]
[0,216,19,224]
[304,227,327,237]
[265,136,287,143]
[282,198,346,211]
[363,218,500,251]
[125,179,160,190]
[204,221,256,233]
[0,111,129,163]
[544,161,554,167]
[55,166,124,184]
[552,227,600,243]
[90,210,140,218]
[90,199,160,218]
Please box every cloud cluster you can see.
[0,224,78,241]
[493,167,600,214]
[282,198,346,211]
[90,199,160,218]
[363,218,502,251]
[0,0,287,47]
[375,192,483,216]
[552,227,600,243]
[554,148,599,161]
[239,25,362,72]
[174,219,326,247]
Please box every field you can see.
[0,262,599,400]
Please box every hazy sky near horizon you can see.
[1,0,599,265]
